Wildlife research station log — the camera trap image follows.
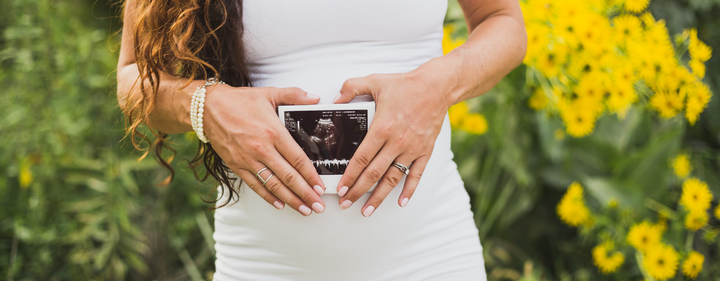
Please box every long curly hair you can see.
[121,0,250,208]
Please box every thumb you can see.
[334,75,379,104]
[274,87,320,106]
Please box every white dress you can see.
[213,1,487,280]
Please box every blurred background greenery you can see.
[1,0,718,280]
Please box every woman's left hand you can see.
[333,70,452,217]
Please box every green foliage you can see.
[1,0,719,280]
[447,0,720,280]
[0,0,216,280]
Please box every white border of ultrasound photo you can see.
[278,101,376,194]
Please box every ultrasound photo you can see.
[284,110,368,175]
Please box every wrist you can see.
[410,52,469,109]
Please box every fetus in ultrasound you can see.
[284,110,368,175]
[310,118,338,157]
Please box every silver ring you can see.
[392,162,410,175]
[255,167,274,186]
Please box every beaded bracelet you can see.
[190,77,225,143]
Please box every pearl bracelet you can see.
[190,77,225,143]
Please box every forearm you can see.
[412,7,527,107]
[116,64,201,135]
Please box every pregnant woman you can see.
[117,0,526,280]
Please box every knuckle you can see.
[298,190,315,203]
[354,154,372,168]
[386,175,402,187]
[395,134,407,147]
[281,172,298,186]
[262,194,276,204]
[250,141,268,157]
[263,127,279,139]
[345,189,363,201]
[288,87,305,96]
[366,169,383,182]
[265,180,283,193]
[290,154,308,170]
[341,78,359,91]
[409,169,423,180]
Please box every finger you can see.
[263,150,326,214]
[274,125,325,194]
[273,87,320,106]
[246,161,313,216]
[339,146,398,210]
[334,75,381,104]
[235,169,285,210]
[398,155,430,208]
[335,128,386,198]
[361,154,414,217]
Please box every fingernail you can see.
[333,93,341,103]
[313,185,324,196]
[400,198,409,208]
[340,200,353,210]
[299,205,312,216]
[312,202,325,213]
[307,93,320,100]
[273,201,285,210]
[363,206,375,217]
[338,186,349,197]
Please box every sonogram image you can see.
[283,110,368,174]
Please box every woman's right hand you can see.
[202,85,325,216]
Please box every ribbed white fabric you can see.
[213,1,486,280]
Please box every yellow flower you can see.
[529,88,549,110]
[448,102,469,129]
[555,16,581,48]
[575,76,605,104]
[592,241,625,274]
[461,113,488,135]
[556,182,592,226]
[613,15,642,43]
[671,154,692,178]
[536,45,568,78]
[683,82,711,125]
[650,90,684,118]
[682,251,704,279]
[680,178,713,213]
[685,210,708,231]
[525,23,551,63]
[19,158,33,188]
[715,204,720,220]
[576,15,610,55]
[625,0,650,12]
[689,59,705,78]
[442,26,465,55]
[608,198,619,209]
[560,104,596,137]
[627,222,662,252]
[606,82,637,114]
[643,243,679,280]
[688,29,712,62]
[554,128,566,140]
[656,213,668,233]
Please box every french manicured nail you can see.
[400,198,409,208]
[273,201,285,210]
[307,93,320,100]
[363,206,375,217]
[299,205,312,216]
[312,202,325,213]
[340,200,353,209]
[313,185,324,196]
[338,186,349,197]
[333,93,341,103]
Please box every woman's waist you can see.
[248,44,442,103]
